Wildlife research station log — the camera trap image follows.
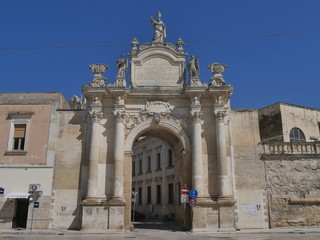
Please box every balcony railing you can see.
[260,142,320,155]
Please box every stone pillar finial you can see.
[130,37,139,55]
[88,64,108,88]
[208,62,228,87]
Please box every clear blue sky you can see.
[1,0,320,109]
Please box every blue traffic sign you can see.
[189,189,198,198]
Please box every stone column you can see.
[214,109,230,198]
[191,112,203,196]
[190,96,203,196]
[112,110,126,202]
[86,97,103,199]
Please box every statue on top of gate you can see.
[150,12,166,43]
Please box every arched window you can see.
[289,128,306,143]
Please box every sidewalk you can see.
[1,226,320,236]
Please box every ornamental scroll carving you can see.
[121,101,189,137]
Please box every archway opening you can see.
[124,126,192,231]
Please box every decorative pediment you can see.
[130,45,186,89]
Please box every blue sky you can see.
[1,0,320,109]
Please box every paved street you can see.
[1,223,320,240]
[1,231,320,240]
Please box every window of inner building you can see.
[157,153,161,170]
[138,187,142,205]
[168,183,174,204]
[156,185,161,204]
[168,149,173,167]
[139,159,142,174]
[132,162,135,176]
[289,127,306,143]
[147,156,151,172]
[175,183,181,205]
[7,113,32,154]
[13,124,26,150]
[147,186,151,204]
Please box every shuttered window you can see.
[13,124,26,150]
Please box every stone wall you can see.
[51,110,85,230]
[231,109,268,229]
[264,158,320,227]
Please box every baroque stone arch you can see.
[122,118,192,229]
[124,118,191,154]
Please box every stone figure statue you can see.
[116,54,128,78]
[188,55,199,78]
[69,95,86,109]
[150,12,166,43]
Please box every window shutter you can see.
[14,124,26,138]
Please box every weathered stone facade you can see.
[262,152,320,227]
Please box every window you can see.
[157,153,161,170]
[132,162,135,176]
[290,128,306,143]
[147,156,151,172]
[168,183,174,204]
[139,159,142,174]
[168,149,173,167]
[13,124,26,150]
[147,186,151,204]
[176,183,181,204]
[7,113,32,153]
[156,185,161,204]
[138,187,142,205]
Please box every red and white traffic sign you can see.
[181,186,189,195]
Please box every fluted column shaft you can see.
[86,97,103,199]
[192,115,203,196]
[87,120,100,197]
[215,111,229,198]
[112,114,125,200]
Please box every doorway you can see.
[12,199,29,229]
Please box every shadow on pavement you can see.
[133,221,185,232]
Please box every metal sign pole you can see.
[132,191,137,231]
[30,192,35,231]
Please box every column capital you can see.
[191,110,203,123]
[113,110,126,123]
[89,111,103,123]
[89,97,103,123]
[214,109,227,122]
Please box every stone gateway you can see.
[0,12,320,232]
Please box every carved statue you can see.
[150,12,166,43]
[91,97,102,109]
[116,54,128,78]
[69,95,86,109]
[188,55,199,78]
